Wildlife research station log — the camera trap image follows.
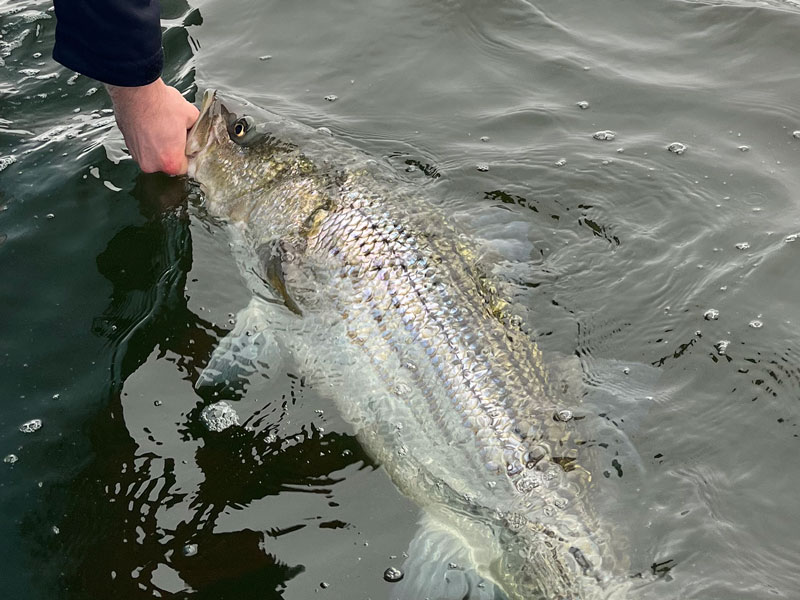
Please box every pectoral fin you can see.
[393,513,505,600]
[257,240,303,316]
[195,296,287,392]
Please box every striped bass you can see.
[185,89,632,600]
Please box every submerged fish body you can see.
[186,90,628,600]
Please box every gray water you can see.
[2,0,800,598]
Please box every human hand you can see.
[106,78,199,176]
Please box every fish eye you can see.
[233,118,249,137]
[229,116,256,143]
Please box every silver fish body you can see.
[186,90,629,600]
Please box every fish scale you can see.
[310,192,554,480]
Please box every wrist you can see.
[105,78,166,109]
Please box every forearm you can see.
[52,0,163,87]
[51,0,198,175]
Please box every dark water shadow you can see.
[19,173,371,599]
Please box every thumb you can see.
[184,103,200,129]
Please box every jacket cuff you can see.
[53,39,163,88]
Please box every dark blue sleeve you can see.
[52,0,163,87]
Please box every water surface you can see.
[2,0,800,598]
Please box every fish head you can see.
[186,90,299,223]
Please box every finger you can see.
[175,153,189,176]
[162,152,189,177]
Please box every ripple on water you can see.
[4,0,800,598]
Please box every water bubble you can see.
[556,409,573,422]
[324,94,338,102]
[592,130,616,141]
[200,401,240,432]
[507,461,524,476]
[554,158,567,167]
[383,567,404,582]
[525,447,546,468]
[393,382,411,396]
[735,242,750,250]
[4,454,18,464]
[667,142,687,155]
[703,308,719,321]
[554,497,568,509]
[476,163,490,172]
[0,156,17,172]
[515,474,541,493]
[19,419,42,433]
[576,101,590,110]
[749,320,763,329]
[714,340,730,355]
[32,52,42,58]
[182,543,198,557]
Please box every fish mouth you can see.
[186,89,234,177]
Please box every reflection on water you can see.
[2,0,800,598]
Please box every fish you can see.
[185,89,633,600]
